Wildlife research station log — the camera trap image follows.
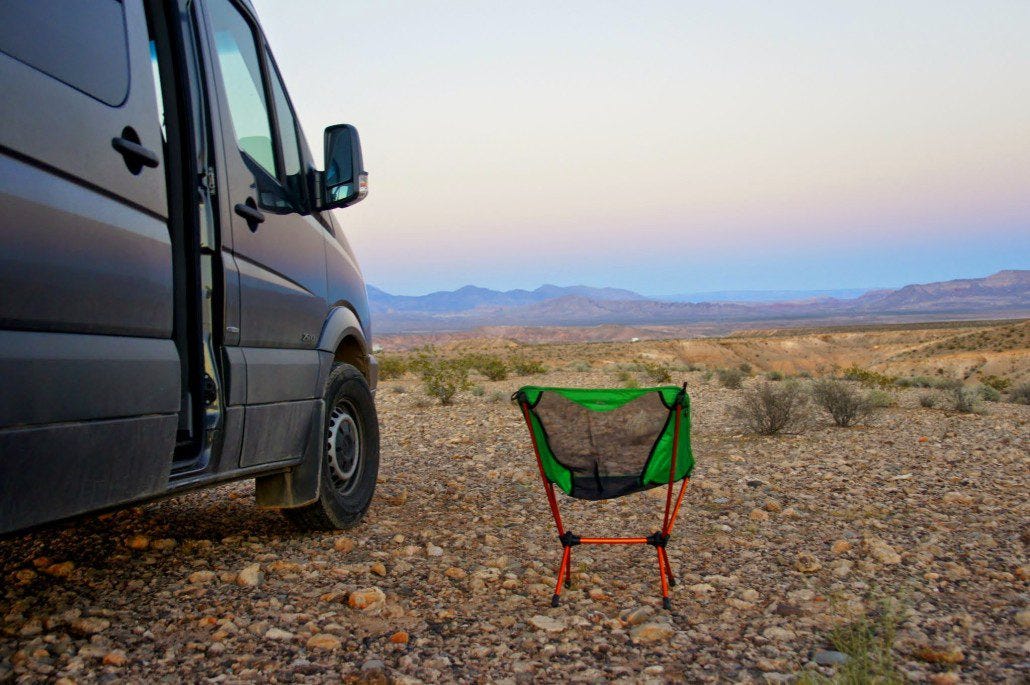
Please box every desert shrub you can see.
[717,367,746,389]
[811,378,874,427]
[680,362,701,372]
[732,381,808,435]
[700,370,714,382]
[570,361,591,372]
[1010,382,1030,405]
[951,386,980,413]
[977,384,1001,402]
[765,370,784,381]
[639,359,672,383]
[932,377,963,391]
[617,370,639,388]
[798,598,906,685]
[795,370,813,379]
[738,362,753,374]
[842,365,897,389]
[895,375,935,388]
[377,353,407,380]
[413,348,471,405]
[510,355,547,376]
[918,393,937,408]
[980,375,1010,392]
[470,384,485,397]
[488,391,507,403]
[866,389,896,408]
[466,354,508,381]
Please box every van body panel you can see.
[0,153,173,338]
[0,331,179,427]
[0,415,177,533]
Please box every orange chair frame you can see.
[518,400,690,610]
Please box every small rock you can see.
[426,544,444,557]
[528,615,565,633]
[360,659,390,685]
[688,582,716,595]
[831,539,852,555]
[942,491,973,506]
[70,617,110,636]
[124,535,150,550]
[749,508,770,522]
[306,633,341,651]
[348,587,386,611]
[740,588,760,602]
[630,622,675,643]
[444,566,467,579]
[1016,609,1030,628]
[264,627,295,641]
[795,552,821,573]
[235,564,263,587]
[369,562,387,576]
[389,630,409,644]
[150,538,176,550]
[762,626,796,641]
[620,606,654,626]
[188,570,216,584]
[813,649,849,665]
[863,535,902,564]
[928,674,961,685]
[333,537,356,553]
[746,479,766,488]
[43,561,75,578]
[102,650,127,666]
[915,645,964,664]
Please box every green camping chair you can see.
[513,384,694,610]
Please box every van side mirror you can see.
[320,124,368,209]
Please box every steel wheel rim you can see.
[326,399,362,495]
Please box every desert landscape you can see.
[1,320,1028,683]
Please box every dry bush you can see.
[951,386,980,413]
[732,381,809,435]
[510,355,546,376]
[717,367,746,389]
[412,347,470,405]
[377,353,407,380]
[1011,382,1030,405]
[639,359,672,383]
[842,365,897,389]
[918,393,937,408]
[811,378,874,427]
[466,354,508,381]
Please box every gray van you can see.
[0,0,379,534]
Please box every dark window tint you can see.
[0,0,129,106]
[207,0,275,176]
[268,58,300,177]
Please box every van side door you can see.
[199,0,328,467]
[0,0,180,532]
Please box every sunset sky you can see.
[253,0,1030,297]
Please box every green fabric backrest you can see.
[517,386,693,500]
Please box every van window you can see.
[0,0,129,106]
[267,55,304,202]
[207,0,276,176]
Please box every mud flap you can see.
[254,398,324,508]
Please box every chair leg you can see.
[656,547,671,610]
[552,546,571,607]
[660,547,676,587]
[563,547,572,588]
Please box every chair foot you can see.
[662,597,671,611]
[551,594,560,608]
[564,578,571,588]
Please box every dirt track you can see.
[1,365,1028,683]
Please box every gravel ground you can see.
[1,368,1028,683]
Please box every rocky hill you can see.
[370,270,1030,334]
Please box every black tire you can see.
[284,364,379,530]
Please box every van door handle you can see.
[234,201,265,226]
[112,136,160,169]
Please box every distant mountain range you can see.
[368,270,1030,334]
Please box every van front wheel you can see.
[284,364,379,530]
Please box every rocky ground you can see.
[1,362,1028,683]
